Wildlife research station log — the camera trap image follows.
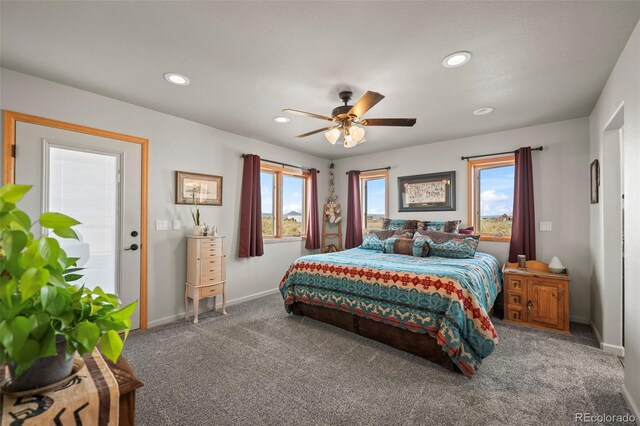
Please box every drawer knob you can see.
[527,300,534,311]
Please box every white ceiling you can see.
[1,1,639,159]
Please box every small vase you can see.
[548,256,565,273]
[8,337,75,392]
[193,225,204,236]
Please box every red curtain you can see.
[508,147,536,262]
[305,168,320,250]
[239,154,264,257]
[345,170,363,249]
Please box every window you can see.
[467,156,515,241]
[261,164,308,239]
[360,171,388,231]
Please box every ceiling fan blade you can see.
[283,109,334,121]
[360,118,417,127]
[296,126,338,138]
[348,91,385,118]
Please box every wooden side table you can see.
[185,235,227,323]
[502,260,570,334]
[103,354,143,426]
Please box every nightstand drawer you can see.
[506,306,524,322]
[508,293,523,306]
[507,277,524,292]
[199,284,223,297]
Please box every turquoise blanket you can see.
[280,248,502,377]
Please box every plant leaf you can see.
[39,212,80,229]
[74,321,100,353]
[99,330,124,363]
[19,267,50,301]
[110,301,137,322]
[0,184,32,203]
[14,339,40,377]
[3,230,27,261]
[53,227,78,239]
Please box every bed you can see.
[279,248,502,377]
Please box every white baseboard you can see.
[147,287,280,328]
[622,385,640,425]
[590,321,625,357]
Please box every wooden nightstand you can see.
[502,260,570,334]
[185,235,227,323]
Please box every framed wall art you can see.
[175,171,223,205]
[590,159,599,204]
[398,171,456,212]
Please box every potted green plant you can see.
[202,223,210,237]
[191,192,202,236]
[0,184,136,391]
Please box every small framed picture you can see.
[175,171,223,205]
[398,171,456,212]
[590,160,599,204]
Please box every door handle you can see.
[124,244,139,251]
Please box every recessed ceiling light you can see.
[273,116,290,123]
[164,72,190,86]
[442,51,472,68]
[473,107,494,116]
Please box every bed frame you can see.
[290,302,460,373]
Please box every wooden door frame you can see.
[2,110,149,329]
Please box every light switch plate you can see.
[156,220,168,231]
[173,219,181,230]
[539,221,552,231]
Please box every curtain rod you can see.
[345,166,391,175]
[461,146,543,161]
[241,154,319,173]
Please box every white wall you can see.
[0,68,329,327]
[332,118,591,323]
[589,20,640,417]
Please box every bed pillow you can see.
[457,226,475,235]
[381,218,419,231]
[361,229,414,251]
[412,234,431,257]
[419,220,462,233]
[382,236,414,256]
[417,230,480,259]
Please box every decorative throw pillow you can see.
[361,229,414,251]
[412,235,430,257]
[381,218,419,231]
[457,226,475,235]
[361,233,386,251]
[416,230,480,259]
[421,220,462,233]
[382,236,414,256]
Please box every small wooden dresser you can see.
[502,260,570,334]
[185,235,227,323]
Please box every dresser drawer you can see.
[202,271,223,285]
[506,277,524,292]
[201,243,223,258]
[199,284,223,297]
[201,257,223,275]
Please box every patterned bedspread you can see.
[279,248,502,377]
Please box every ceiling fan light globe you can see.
[351,126,366,143]
[325,128,341,144]
[344,134,357,148]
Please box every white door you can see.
[14,122,142,329]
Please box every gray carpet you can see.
[124,294,631,425]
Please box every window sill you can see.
[264,237,305,244]
[479,235,511,243]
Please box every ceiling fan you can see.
[283,90,416,148]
